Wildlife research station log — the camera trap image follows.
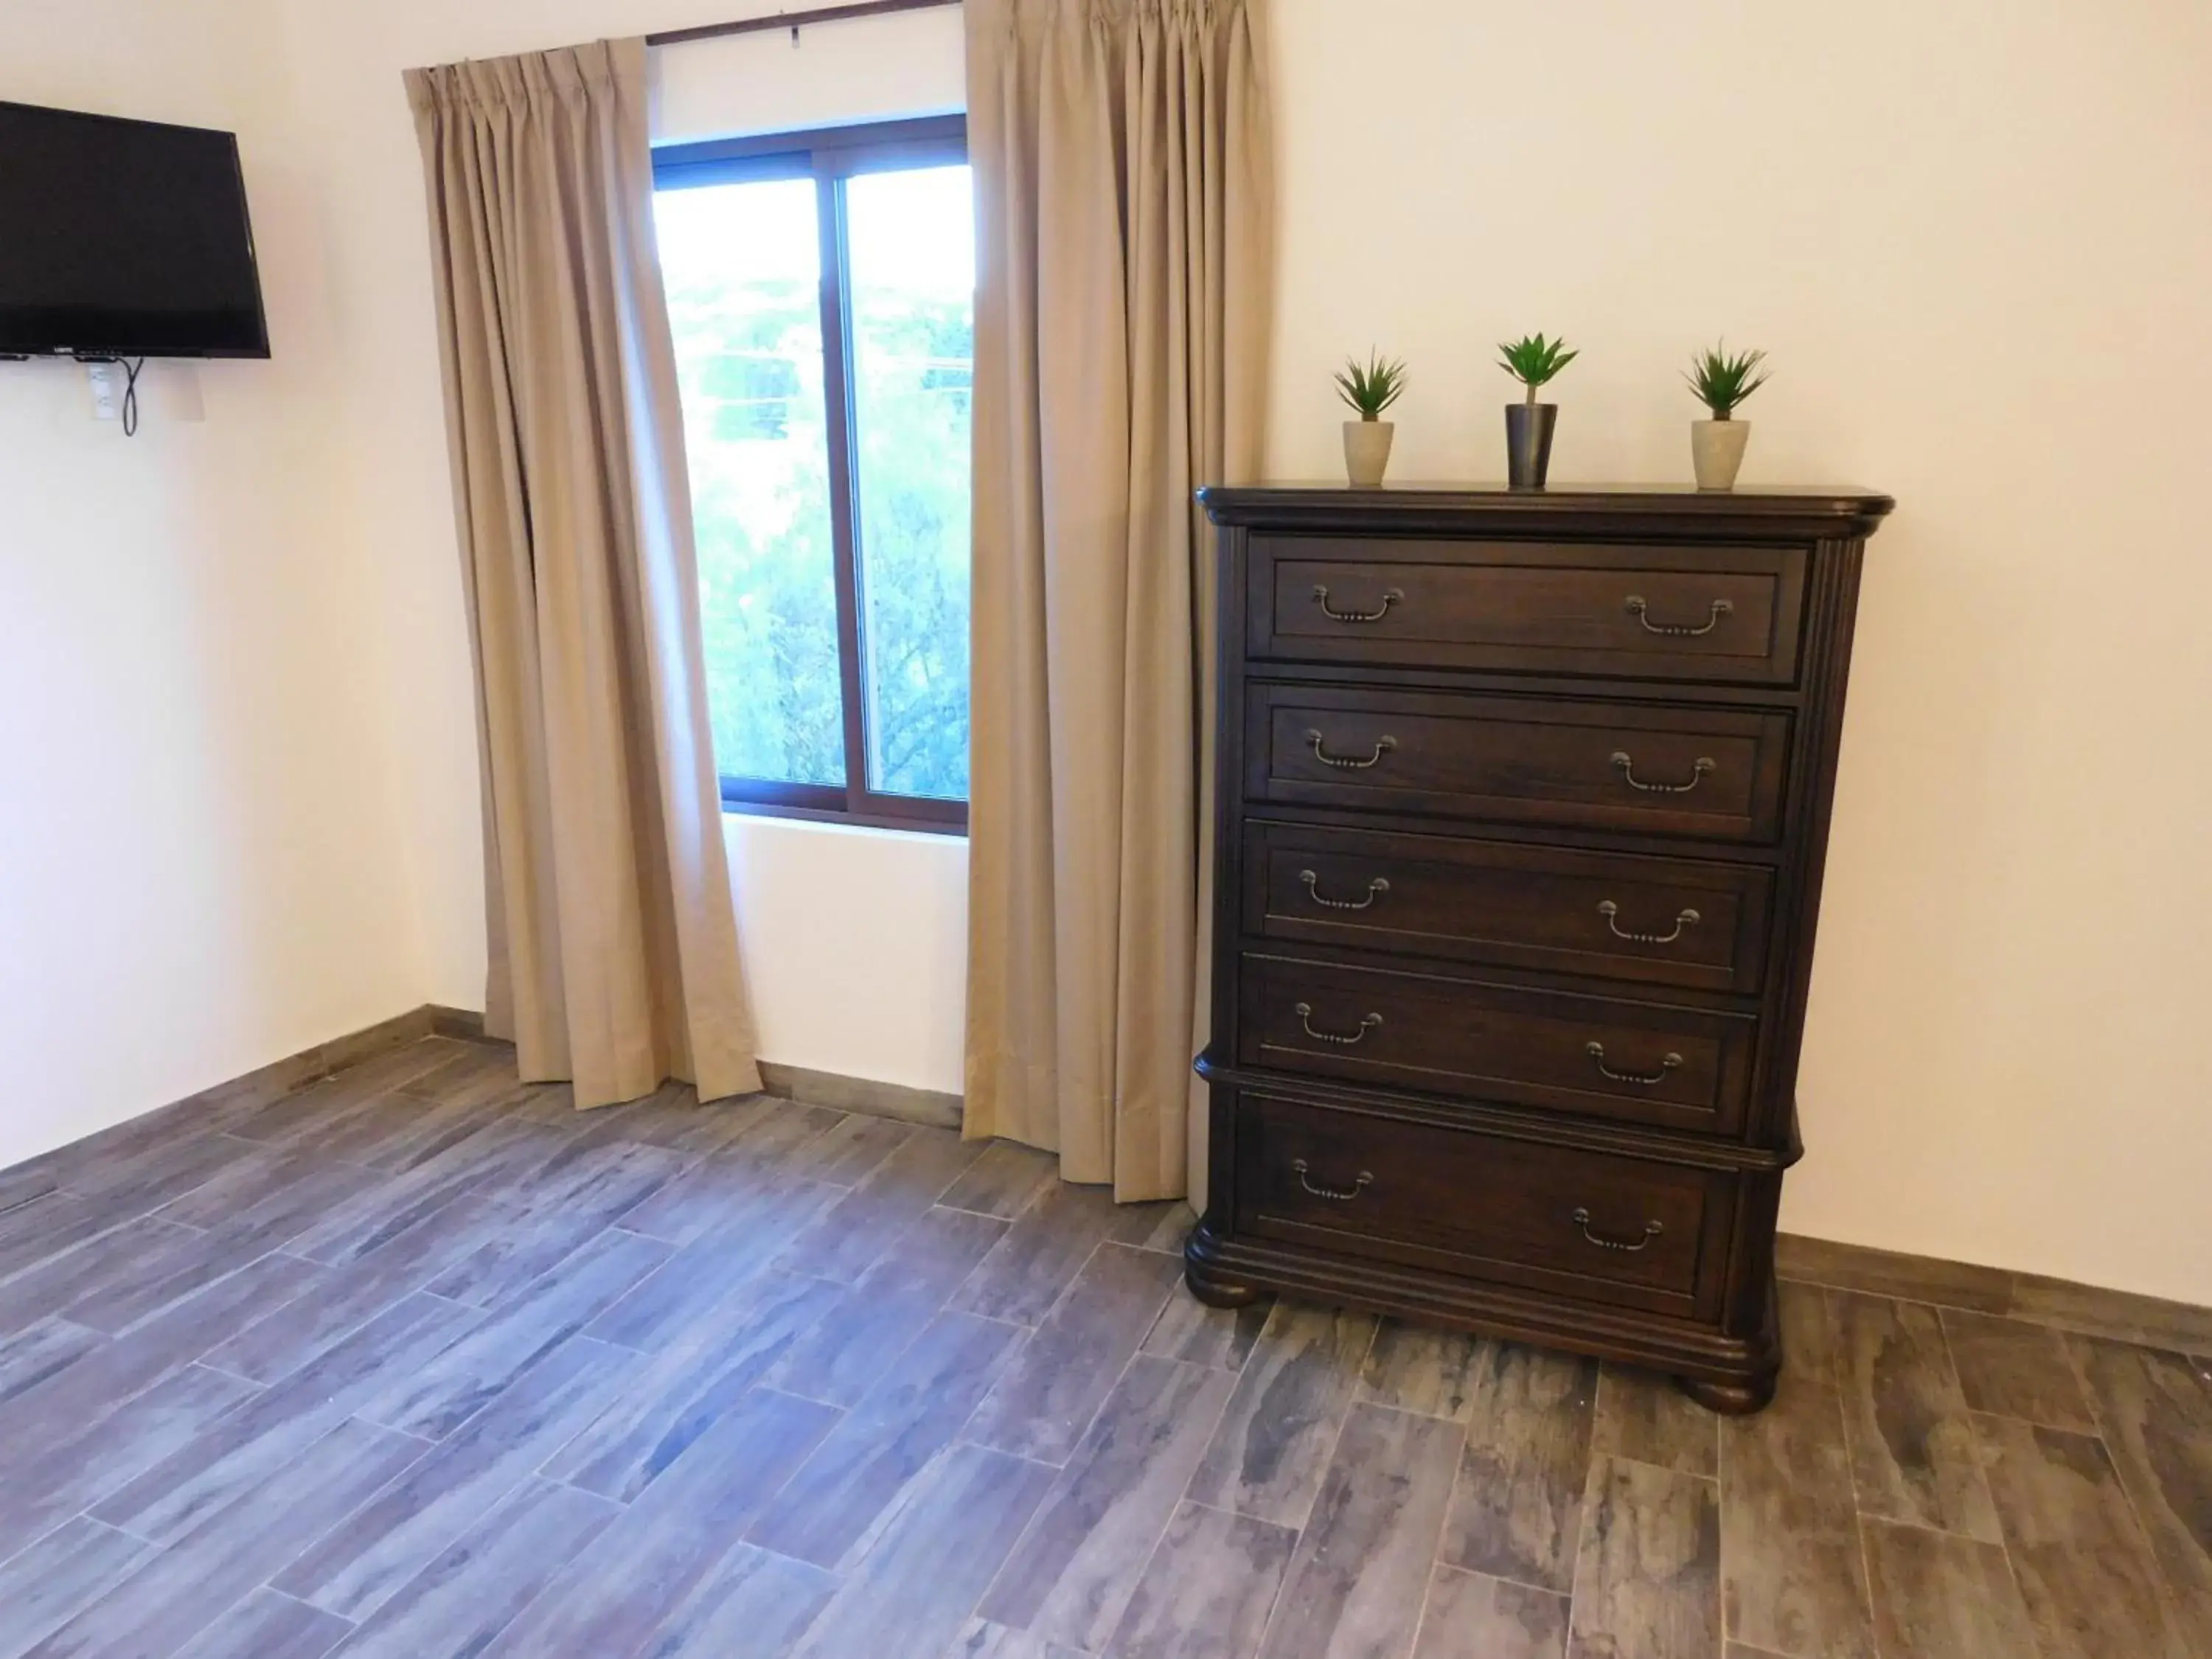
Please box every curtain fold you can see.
[963,0,1273,1199]
[407,38,761,1110]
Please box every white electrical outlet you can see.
[86,361,119,421]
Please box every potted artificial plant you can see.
[1686,342,1770,490]
[1498,333,1577,488]
[1334,351,1407,487]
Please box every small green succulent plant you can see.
[1333,350,1408,421]
[1686,342,1771,419]
[1497,333,1578,404]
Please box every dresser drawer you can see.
[1249,537,1807,684]
[1238,952,1756,1136]
[1233,1092,1725,1315]
[1248,684,1791,842]
[1244,820,1775,995]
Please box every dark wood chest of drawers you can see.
[1186,484,1893,1413]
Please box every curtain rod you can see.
[647,0,961,48]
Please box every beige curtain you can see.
[407,40,760,1110]
[964,0,1272,1199]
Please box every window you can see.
[655,117,973,831]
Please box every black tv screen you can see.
[0,100,269,359]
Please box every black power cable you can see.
[119,355,145,437]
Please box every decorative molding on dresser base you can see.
[1191,483,1895,1413]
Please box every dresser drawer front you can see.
[1250,537,1807,684]
[1245,821,1774,995]
[1248,684,1791,842]
[1238,953,1756,1135]
[1233,1093,1724,1313]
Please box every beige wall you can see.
[0,0,427,1171]
[8,0,2208,1302]
[1262,0,2212,1301]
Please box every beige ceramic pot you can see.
[1343,420,1395,487]
[1691,418,1751,490]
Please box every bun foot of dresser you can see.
[1184,1222,1266,1308]
[1677,1369,1778,1416]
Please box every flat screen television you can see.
[0,100,269,359]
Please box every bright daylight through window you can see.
[655,120,973,828]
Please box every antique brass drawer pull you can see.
[1626,595,1732,636]
[1572,1207,1665,1251]
[1307,730,1397,771]
[1586,1041,1683,1085]
[1295,1002,1382,1046]
[1312,582,1403,623]
[1610,751,1714,794]
[1299,869,1391,911]
[1293,1158,1374,1201]
[1597,900,1700,945]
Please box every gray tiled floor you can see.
[0,1035,2205,1658]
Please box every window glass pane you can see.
[658,176,845,789]
[845,164,974,802]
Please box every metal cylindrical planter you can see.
[1505,403,1557,489]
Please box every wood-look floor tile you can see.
[0,1516,154,1658]
[1860,1515,2037,1659]
[1102,1500,1298,1659]
[950,1181,1170,1328]
[943,1618,1089,1658]
[29,1416,425,1659]
[1565,1454,1721,1659]
[1590,1363,1718,1478]
[585,1177,844,1352]
[965,1243,1186,1466]
[355,1227,669,1439]
[69,1213,333,1338]
[1141,1287,1273,1373]
[751,1312,1025,1569]
[203,1205,506,1385]
[1940,1308,2098,1431]
[2009,1272,2212,1355]
[0,1362,258,1563]
[481,1386,841,1657]
[1830,1291,2002,1540]
[171,1589,351,1659]
[276,1336,640,1619]
[634,1544,841,1659]
[937,1141,1062,1220]
[0,1215,198,1337]
[0,1315,102,1407]
[792,1442,1057,1659]
[392,1042,524,1110]
[1359,1317,1489,1421]
[321,1478,622,1659]
[776,1127,989,1284]
[1972,1410,2188,1658]
[1259,1402,1464,1659]
[280,1121,546,1267]
[1436,1341,1599,1593]
[0,1192,116,1287]
[1719,1356,1875,1659]
[1411,1566,1568,1659]
[1185,1302,1378,1528]
[546,1270,848,1502]
[762,1204,1010,1406]
[977,1354,1238,1649]
[2066,1335,2212,1652]
[780,1111,916,1186]
[616,1106,846,1243]
[0,1248,307,1448]
[567,1083,779,1158]
[1774,1235,2014,1315]
[93,1292,476,1543]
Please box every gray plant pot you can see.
[1506,403,1557,489]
